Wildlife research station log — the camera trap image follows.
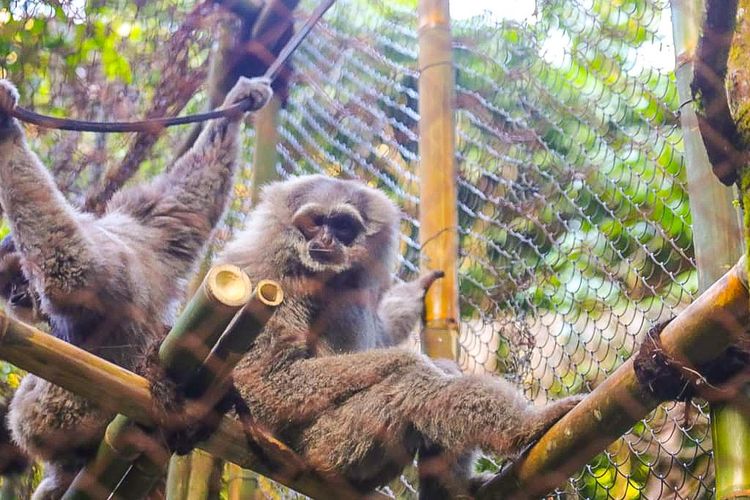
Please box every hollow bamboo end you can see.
[204,265,253,307]
[255,280,283,306]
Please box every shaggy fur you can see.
[219,177,582,496]
[0,77,269,499]
[218,175,441,353]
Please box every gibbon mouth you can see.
[308,245,341,264]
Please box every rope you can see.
[1,0,337,133]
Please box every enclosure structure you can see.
[0,0,747,498]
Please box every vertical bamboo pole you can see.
[166,455,191,499]
[670,0,750,497]
[417,0,459,360]
[251,95,282,204]
[185,450,222,500]
[226,463,259,500]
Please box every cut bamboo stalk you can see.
[187,279,283,401]
[165,455,191,500]
[64,265,253,499]
[417,0,460,361]
[115,280,292,499]
[476,257,750,498]
[0,306,378,499]
[159,265,253,383]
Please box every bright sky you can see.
[451,0,535,22]
[450,0,676,72]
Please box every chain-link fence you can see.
[0,0,719,498]
[269,0,709,497]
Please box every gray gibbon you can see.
[218,175,583,497]
[0,77,271,499]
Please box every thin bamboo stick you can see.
[0,304,379,499]
[476,257,750,498]
[417,0,459,360]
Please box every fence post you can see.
[251,95,282,203]
[417,0,459,361]
[670,0,750,497]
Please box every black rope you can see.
[4,0,337,133]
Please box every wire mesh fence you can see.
[269,0,708,497]
[0,0,720,498]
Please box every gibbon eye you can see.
[329,214,362,245]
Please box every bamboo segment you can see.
[184,450,222,500]
[115,281,284,499]
[188,280,283,401]
[477,258,750,498]
[226,463,258,500]
[111,449,167,500]
[417,0,460,361]
[159,265,253,383]
[165,455,191,499]
[63,265,253,500]
[0,306,375,499]
[61,415,146,500]
[251,96,282,205]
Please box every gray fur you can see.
[220,176,582,495]
[217,174,439,353]
[0,77,269,499]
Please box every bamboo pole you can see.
[166,455,191,499]
[226,462,258,500]
[114,280,289,498]
[185,450,222,500]
[417,0,459,360]
[476,258,750,498]
[63,265,253,500]
[251,96,282,204]
[159,265,253,383]
[187,280,283,402]
[671,0,750,497]
[0,305,380,499]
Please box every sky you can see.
[450,0,676,72]
[451,0,535,22]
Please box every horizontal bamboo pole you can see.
[477,257,750,498]
[0,290,379,498]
